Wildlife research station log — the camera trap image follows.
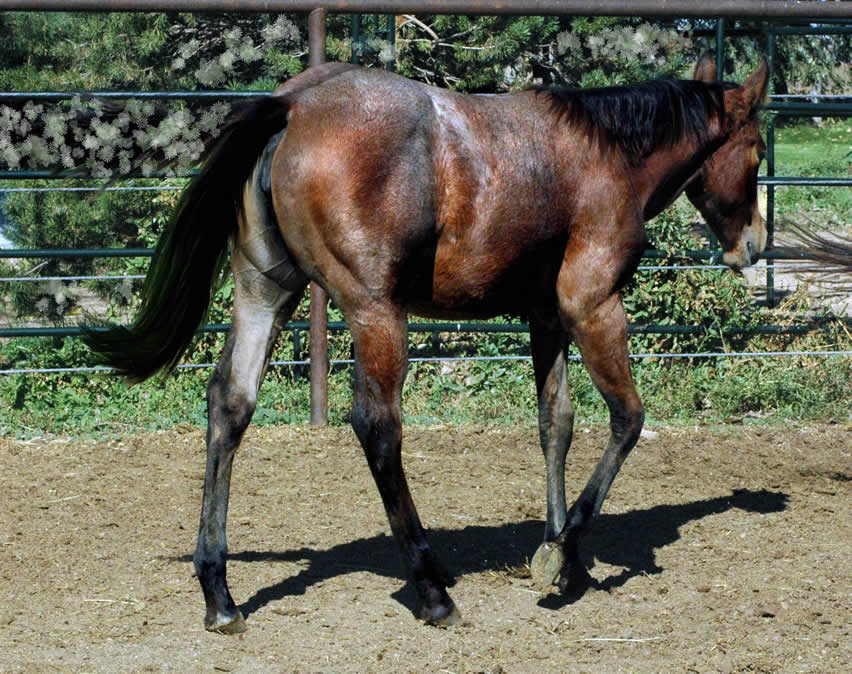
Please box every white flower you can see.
[92,162,112,179]
[118,151,132,175]
[48,280,67,307]
[28,136,53,167]
[224,27,242,45]
[199,103,231,133]
[17,138,33,159]
[195,60,226,87]
[262,17,299,44]
[43,111,67,144]
[2,145,21,168]
[82,133,100,150]
[238,41,262,64]
[556,31,580,56]
[1,107,22,138]
[93,119,120,143]
[97,144,115,163]
[133,129,150,149]
[378,43,396,65]
[125,99,152,124]
[23,102,43,121]
[178,39,200,60]
[186,138,205,161]
[219,50,237,71]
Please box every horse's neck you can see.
[637,127,726,222]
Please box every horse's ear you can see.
[694,52,717,82]
[742,58,770,112]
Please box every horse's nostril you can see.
[747,239,759,264]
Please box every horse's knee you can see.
[614,403,644,446]
[628,404,645,437]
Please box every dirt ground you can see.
[1,422,849,673]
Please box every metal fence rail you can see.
[0,0,849,19]
[1,5,850,398]
[4,349,852,377]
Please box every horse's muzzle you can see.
[723,209,767,270]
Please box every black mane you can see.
[539,79,735,161]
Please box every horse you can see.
[83,53,769,633]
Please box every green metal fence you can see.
[1,13,851,373]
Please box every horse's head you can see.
[686,55,769,271]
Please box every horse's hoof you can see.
[422,600,463,627]
[530,541,565,589]
[205,610,247,634]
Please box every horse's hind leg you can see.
[527,316,575,589]
[347,307,460,625]
[194,170,308,633]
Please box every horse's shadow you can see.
[175,488,787,618]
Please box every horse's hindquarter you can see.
[269,69,438,307]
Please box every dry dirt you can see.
[1,422,849,673]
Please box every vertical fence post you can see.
[385,14,396,71]
[308,8,329,425]
[715,18,725,77]
[765,26,777,307]
[351,14,362,63]
[707,18,726,256]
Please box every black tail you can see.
[82,96,291,381]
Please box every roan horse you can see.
[84,54,769,632]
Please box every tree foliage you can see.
[0,10,848,329]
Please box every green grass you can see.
[770,119,852,230]
[773,119,852,177]
[1,331,849,439]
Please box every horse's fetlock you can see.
[193,550,224,587]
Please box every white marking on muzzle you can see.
[723,204,767,270]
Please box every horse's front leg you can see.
[528,317,576,589]
[549,291,645,592]
[348,307,460,625]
